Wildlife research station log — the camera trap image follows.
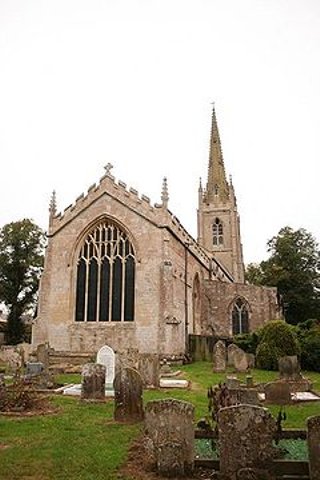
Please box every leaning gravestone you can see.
[113,367,144,422]
[145,399,194,477]
[264,381,291,405]
[213,340,226,372]
[81,363,106,401]
[307,415,320,480]
[218,404,276,478]
[96,345,115,386]
[228,344,249,372]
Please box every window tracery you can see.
[75,220,135,322]
[212,218,223,246]
[232,298,249,335]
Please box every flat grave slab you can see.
[159,378,189,389]
[62,383,114,397]
[258,391,320,402]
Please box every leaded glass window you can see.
[232,298,249,335]
[212,218,223,246]
[75,220,135,322]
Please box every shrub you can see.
[256,320,300,370]
[234,331,260,354]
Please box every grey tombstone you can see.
[113,367,144,422]
[81,363,106,401]
[213,340,226,372]
[278,355,301,379]
[238,388,260,406]
[226,375,241,390]
[228,344,249,372]
[139,353,160,387]
[96,345,115,386]
[36,344,50,369]
[218,404,276,477]
[307,415,320,480]
[26,362,44,376]
[264,381,291,405]
[145,399,194,477]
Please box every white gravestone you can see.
[96,345,115,386]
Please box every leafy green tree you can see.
[246,227,320,324]
[0,219,45,344]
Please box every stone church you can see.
[32,107,279,362]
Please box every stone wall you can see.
[202,280,280,337]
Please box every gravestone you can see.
[264,381,291,405]
[246,353,255,369]
[307,415,320,480]
[145,399,194,477]
[278,355,312,392]
[218,404,276,477]
[213,340,226,372]
[238,388,260,406]
[26,362,44,376]
[139,353,159,387]
[113,367,144,422]
[96,345,115,386]
[228,344,249,372]
[81,363,106,401]
[226,375,241,390]
[36,344,50,369]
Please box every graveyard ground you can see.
[1,362,320,480]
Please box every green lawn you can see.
[1,362,319,480]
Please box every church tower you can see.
[197,106,245,283]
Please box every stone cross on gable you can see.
[104,163,114,175]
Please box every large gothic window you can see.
[232,298,249,335]
[75,219,135,322]
[212,218,223,246]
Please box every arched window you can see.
[75,219,135,322]
[212,218,223,246]
[232,298,249,335]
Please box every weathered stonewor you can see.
[236,467,276,479]
[218,404,276,478]
[113,367,144,422]
[237,388,260,406]
[213,340,226,372]
[144,399,194,477]
[138,353,160,387]
[225,376,241,390]
[278,355,312,392]
[307,415,320,480]
[227,344,249,372]
[36,343,50,369]
[81,363,106,401]
[264,381,291,405]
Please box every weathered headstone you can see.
[218,404,276,477]
[278,355,300,379]
[278,355,312,392]
[139,353,159,387]
[113,367,144,422]
[213,340,226,372]
[238,388,260,406]
[37,343,50,369]
[26,362,44,376]
[81,363,106,401]
[96,345,115,386]
[228,344,249,372]
[264,381,291,405]
[246,353,255,369]
[307,415,320,480]
[145,399,194,477]
[226,375,241,390]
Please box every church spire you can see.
[206,104,229,202]
[49,190,57,227]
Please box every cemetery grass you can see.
[1,362,320,479]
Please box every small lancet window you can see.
[212,218,223,246]
[232,298,249,335]
[75,219,135,322]
[214,184,219,195]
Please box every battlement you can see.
[50,171,163,233]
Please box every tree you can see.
[0,219,45,344]
[246,227,320,324]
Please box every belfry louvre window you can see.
[75,220,135,322]
[232,298,249,335]
[212,218,223,246]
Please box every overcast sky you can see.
[1,0,319,264]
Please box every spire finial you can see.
[161,177,169,208]
[49,190,57,226]
[199,177,203,192]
